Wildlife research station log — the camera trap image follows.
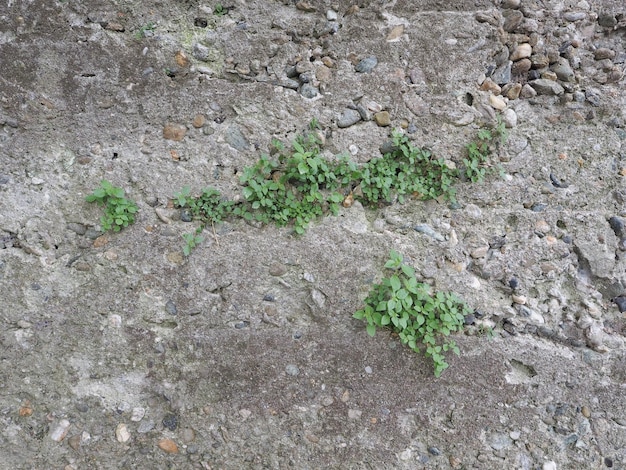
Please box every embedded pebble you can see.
[50,419,71,442]
[286,364,300,376]
[511,43,532,61]
[512,295,527,305]
[355,56,378,73]
[115,423,131,443]
[162,414,178,431]
[338,108,362,128]
[414,224,445,242]
[163,123,187,141]
[158,438,179,453]
[131,407,146,422]
[348,409,362,419]
[530,79,564,96]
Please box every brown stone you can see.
[93,236,109,248]
[386,25,404,42]
[175,50,189,67]
[163,123,187,141]
[192,114,205,128]
[158,438,179,453]
[374,111,391,127]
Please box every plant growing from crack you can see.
[353,250,471,377]
[86,180,138,232]
[463,118,507,183]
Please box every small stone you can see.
[355,56,378,73]
[175,50,189,68]
[19,401,33,417]
[563,11,586,22]
[193,43,210,61]
[364,366,373,374]
[502,83,522,100]
[326,10,338,21]
[300,83,319,99]
[305,432,320,443]
[348,409,362,419]
[511,58,532,76]
[489,432,512,450]
[162,414,178,431]
[530,79,564,96]
[158,438,179,454]
[285,364,300,376]
[551,58,574,82]
[510,430,521,440]
[449,456,462,468]
[387,25,404,42]
[503,10,524,31]
[491,62,512,85]
[511,43,532,61]
[428,447,441,456]
[296,1,316,12]
[489,94,507,110]
[520,83,537,98]
[269,263,287,276]
[192,114,205,128]
[542,461,557,470]
[512,295,527,304]
[68,434,81,451]
[137,420,155,434]
[502,108,517,128]
[224,125,249,151]
[480,78,501,94]
[163,123,187,141]
[471,246,489,258]
[182,427,196,443]
[374,111,391,127]
[131,407,145,422]
[165,300,177,315]
[93,235,109,248]
[338,109,361,128]
[613,296,626,313]
[581,406,591,418]
[115,423,131,443]
[67,223,87,235]
[239,409,252,420]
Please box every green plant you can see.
[173,186,233,254]
[353,250,471,377]
[359,130,458,204]
[463,119,507,183]
[233,132,352,234]
[174,186,233,224]
[213,3,228,15]
[182,229,204,256]
[86,180,138,232]
[135,22,156,39]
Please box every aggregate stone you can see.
[491,61,512,84]
[299,83,319,99]
[224,125,249,151]
[285,364,300,376]
[355,56,378,73]
[551,58,574,82]
[337,108,361,128]
[530,79,564,95]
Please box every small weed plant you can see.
[353,250,471,377]
[233,133,354,234]
[170,122,502,254]
[86,180,138,232]
[360,131,458,204]
[173,186,233,255]
[463,119,507,183]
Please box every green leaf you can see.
[353,310,365,320]
[366,324,376,337]
[390,275,401,292]
[381,314,390,326]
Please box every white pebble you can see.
[50,419,71,442]
[349,144,359,155]
[115,423,131,443]
[503,108,517,128]
[130,407,146,422]
[326,10,338,21]
[239,409,252,420]
[348,409,362,419]
[543,461,557,470]
[364,366,372,374]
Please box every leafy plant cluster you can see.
[85,180,138,232]
[232,133,358,234]
[353,250,471,377]
[165,122,503,255]
[360,131,457,204]
[463,118,507,183]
